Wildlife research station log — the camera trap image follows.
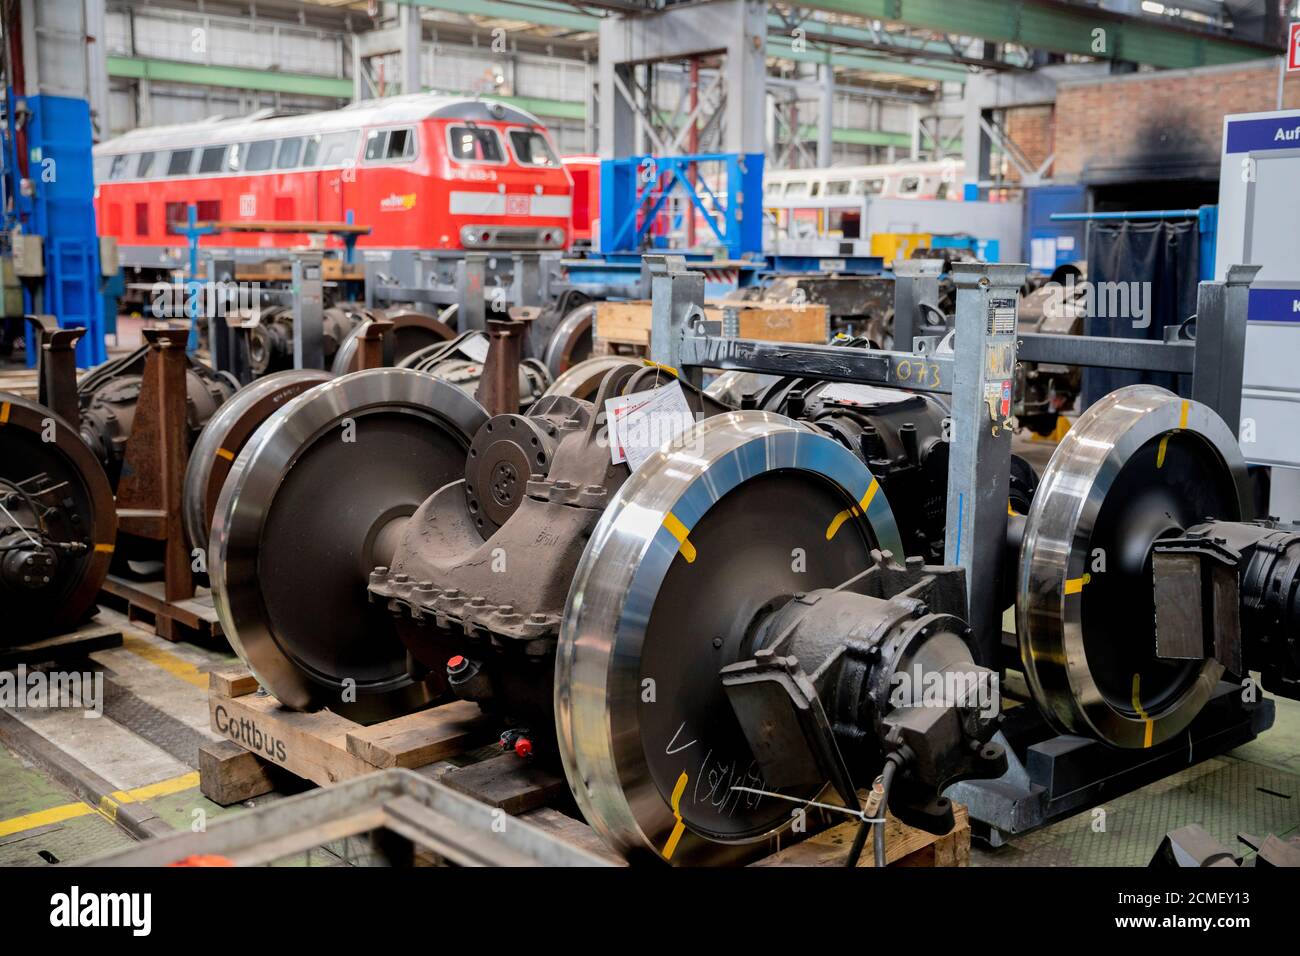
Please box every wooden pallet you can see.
[0,617,123,668]
[99,574,223,643]
[203,668,967,867]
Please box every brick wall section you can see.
[1054,61,1300,182]
[1002,105,1055,181]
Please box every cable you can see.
[844,752,904,869]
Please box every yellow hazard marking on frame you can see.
[826,479,879,541]
[215,447,236,461]
[0,772,201,839]
[93,543,115,554]
[641,359,678,378]
[1064,573,1090,595]
[662,771,689,861]
[1131,674,1154,748]
[122,635,210,689]
[663,512,696,563]
[0,401,10,425]
[1179,400,1189,431]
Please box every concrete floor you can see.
[1,601,1295,867]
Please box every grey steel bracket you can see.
[291,251,325,371]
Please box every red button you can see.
[514,737,533,759]
[447,655,465,669]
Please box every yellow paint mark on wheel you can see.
[1156,434,1170,469]
[663,512,696,563]
[662,771,689,861]
[826,479,879,541]
[215,447,235,461]
[0,401,10,425]
[1064,573,1090,595]
[1131,674,1154,748]
[1179,400,1189,430]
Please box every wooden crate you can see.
[595,299,829,348]
[205,667,965,867]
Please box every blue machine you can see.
[599,153,764,259]
[3,93,106,367]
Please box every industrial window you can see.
[447,126,504,164]
[825,180,852,196]
[508,129,557,167]
[854,178,885,196]
[136,152,156,178]
[244,140,276,172]
[108,155,130,180]
[198,146,228,174]
[303,130,359,168]
[276,137,304,169]
[166,149,195,176]
[135,202,149,236]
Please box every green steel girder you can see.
[768,35,969,82]
[106,55,353,99]
[797,0,1278,69]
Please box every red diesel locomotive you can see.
[92,93,574,271]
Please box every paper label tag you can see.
[458,333,490,362]
[818,382,912,406]
[605,380,695,471]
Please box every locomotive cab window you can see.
[363,127,416,163]
[447,125,504,164]
[136,152,156,178]
[245,140,276,172]
[508,129,558,167]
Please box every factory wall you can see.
[1054,59,1300,183]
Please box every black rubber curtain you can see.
[1082,218,1200,408]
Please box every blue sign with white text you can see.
[1248,288,1300,322]
[1225,115,1300,153]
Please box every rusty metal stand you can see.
[112,328,195,620]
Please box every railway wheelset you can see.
[0,305,559,642]
[198,331,1299,863]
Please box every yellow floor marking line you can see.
[663,512,696,563]
[825,479,880,541]
[662,771,689,861]
[215,447,235,461]
[1131,674,1154,748]
[121,635,210,689]
[0,771,200,839]
[1064,573,1090,595]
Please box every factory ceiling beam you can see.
[794,0,1278,69]
[106,55,354,99]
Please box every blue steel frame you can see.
[599,153,764,259]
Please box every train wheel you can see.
[210,368,488,721]
[183,369,334,552]
[556,411,904,864]
[1017,385,1251,748]
[0,395,117,641]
